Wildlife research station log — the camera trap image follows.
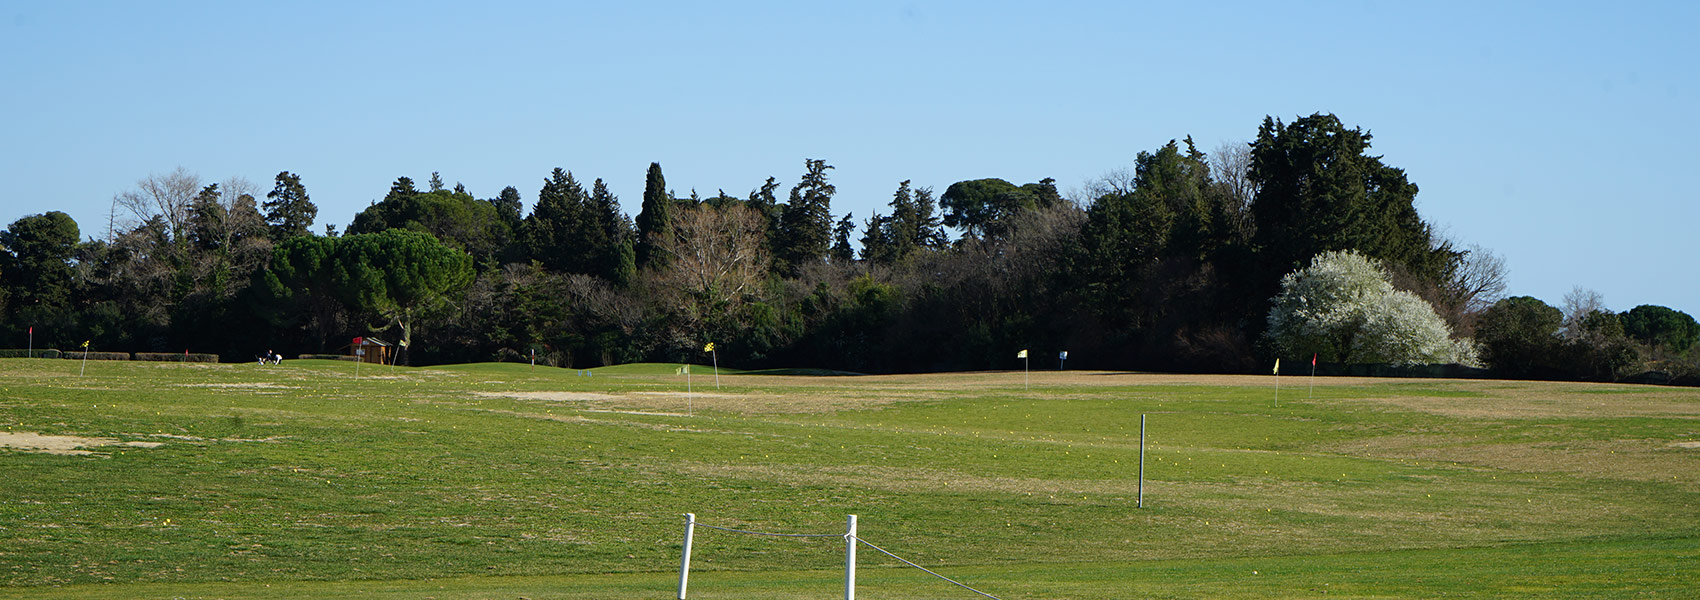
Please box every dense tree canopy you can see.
[3,113,1691,384]
[1250,114,1455,289]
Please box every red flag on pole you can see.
[1312,353,1317,366]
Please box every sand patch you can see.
[1672,441,1700,449]
[0,431,160,455]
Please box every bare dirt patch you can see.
[0,431,159,455]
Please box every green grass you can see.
[2,359,1697,598]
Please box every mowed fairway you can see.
[2,359,1697,599]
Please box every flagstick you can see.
[686,364,693,417]
[1024,355,1030,391]
[1274,372,1279,408]
[80,344,90,377]
[27,328,33,359]
[1309,361,1316,398]
[712,350,719,389]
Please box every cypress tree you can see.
[634,162,670,270]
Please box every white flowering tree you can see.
[1267,250,1477,366]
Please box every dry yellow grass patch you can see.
[1342,380,1700,420]
[1327,434,1700,484]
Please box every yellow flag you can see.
[82,340,90,348]
[704,342,715,353]
[1016,349,1028,359]
[1273,358,1281,375]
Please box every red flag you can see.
[1311,353,1317,366]
[28,326,32,335]
[353,336,364,346]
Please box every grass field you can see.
[2,358,1696,599]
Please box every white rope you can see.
[694,522,841,538]
[852,535,1006,600]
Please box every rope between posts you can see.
[851,535,1006,600]
[693,522,841,538]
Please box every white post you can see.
[79,344,89,376]
[1309,358,1316,398]
[1023,356,1029,390]
[677,513,695,600]
[1138,413,1146,508]
[845,514,857,600]
[712,350,720,389]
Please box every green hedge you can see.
[133,352,221,363]
[0,349,62,359]
[297,354,359,362]
[63,351,132,361]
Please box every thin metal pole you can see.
[845,514,857,600]
[1138,414,1146,509]
[677,513,695,600]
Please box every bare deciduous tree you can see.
[655,203,770,311]
[1069,166,1136,205]
[1561,286,1608,339]
[1209,140,1256,212]
[1453,243,1508,313]
[114,167,202,242]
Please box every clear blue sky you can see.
[4,1,1695,316]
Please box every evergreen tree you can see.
[831,213,856,263]
[860,211,893,264]
[0,211,80,338]
[634,162,671,270]
[489,186,524,238]
[263,171,316,240]
[526,168,591,274]
[773,159,835,274]
[386,176,419,202]
[589,178,637,285]
[1249,113,1454,288]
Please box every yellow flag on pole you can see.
[82,340,90,348]
[1273,358,1280,375]
[1016,349,1028,359]
[704,342,715,353]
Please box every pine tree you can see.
[263,171,316,240]
[773,159,835,274]
[831,213,856,263]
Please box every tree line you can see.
[2,113,1695,382]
